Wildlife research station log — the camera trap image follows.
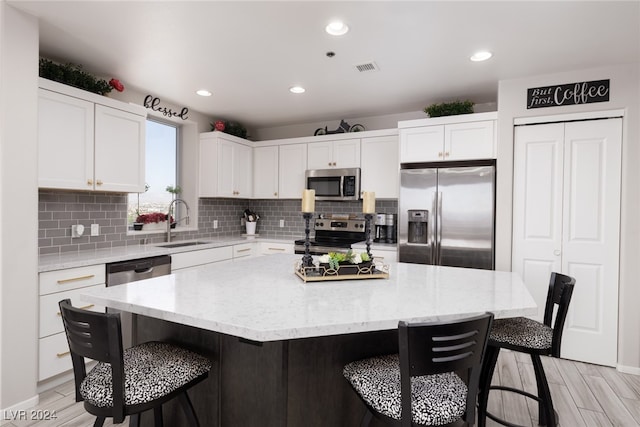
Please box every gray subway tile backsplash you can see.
[38,189,397,256]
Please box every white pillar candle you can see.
[301,189,316,213]
[362,191,376,214]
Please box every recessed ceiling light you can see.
[289,86,305,94]
[470,51,493,62]
[196,89,212,96]
[325,21,349,36]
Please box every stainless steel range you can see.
[294,216,366,255]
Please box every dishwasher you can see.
[106,255,171,348]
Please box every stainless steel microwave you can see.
[305,168,361,201]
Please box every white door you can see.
[333,138,361,168]
[94,105,146,192]
[512,123,564,316]
[253,146,279,198]
[233,143,252,198]
[399,125,444,163]
[560,119,621,366]
[513,118,622,367]
[279,144,307,198]
[445,120,495,160]
[361,135,399,198]
[38,89,94,190]
[307,141,333,169]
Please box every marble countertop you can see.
[38,236,294,272]
[81,254,537,342]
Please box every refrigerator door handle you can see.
[436,191,443,265]
[430,193,437,265]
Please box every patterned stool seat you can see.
[80,342,212,408]
[490,317,553,351]
[343,354,468,426]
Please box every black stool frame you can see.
[477,272,576,427]
[351,313,494,427]
[58,299,208,427]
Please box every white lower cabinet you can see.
[233,242,257,259]
[372,248,397,263]
[171,246,234,270]
[38,264,106,381]
[259,242,294,255]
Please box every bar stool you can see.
[477,272,576,427]
[343,313,494,427]
[58,299,212,427]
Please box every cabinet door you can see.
[234,143,253,198]
[94,105,146,192]
[445,120,495,160]
[259,242,294,255]
[360,136,398,198]
[38,89,94,190]
[199,136,219,197]
[217,138,235,197]
[279,144,307,198]
[334,139,361,168]
[253,146,279,198]
[307,141,333,169]
[399,126,444,163]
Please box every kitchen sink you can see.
[157,241,211,249]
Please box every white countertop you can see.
[81,254,537,342]
[38,237,293,272]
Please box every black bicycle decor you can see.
[314,120,365,136]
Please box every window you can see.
[128,119,178,225]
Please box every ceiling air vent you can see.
[355,62,379,73]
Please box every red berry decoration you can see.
[214,120,225,131]
[109,78,125,92]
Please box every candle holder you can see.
[364,213,373,259]
[302,212,314,268]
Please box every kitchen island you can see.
[81,254,536,427]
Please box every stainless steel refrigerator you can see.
[398,160,496,269]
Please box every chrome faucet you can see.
[166,198,190,242]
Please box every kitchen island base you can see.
[136,315,397,427]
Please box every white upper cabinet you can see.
[253,145,279,199]
[199,131,253,198]
[94,105,146,192]
[360,134,399,199]
[38,79,147,192]
[307,138,360,169]
[399,112,496,163]
[279,144,307,198]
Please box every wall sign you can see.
[143,95,189,120]
[527,79,610,109]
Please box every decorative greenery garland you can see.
[39,58,115,95]
[424,100,475,117]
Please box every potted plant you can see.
[317,250,372,276]
[166,185,182,198]
[135,212,174,231]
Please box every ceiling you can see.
[9,1,640,130]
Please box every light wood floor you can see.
[3,350,640,427]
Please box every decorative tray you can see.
[294,260,390,283]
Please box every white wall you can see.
[0,2,39,411]
[496,63,640,371]
[253,102,497,141]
